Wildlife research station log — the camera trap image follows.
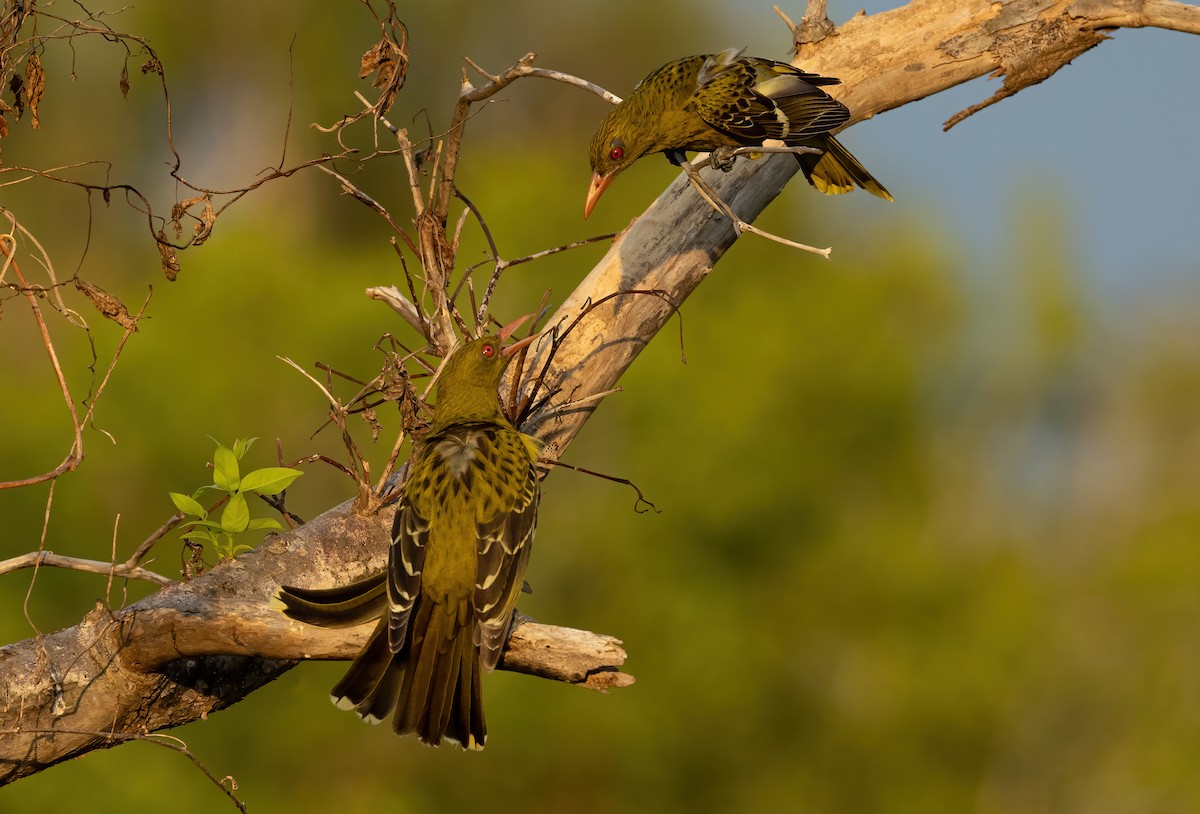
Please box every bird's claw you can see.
[708,146,739,172]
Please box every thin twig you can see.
[0,550,173,588]
[679,160,832,260]
[515,289,681,424]
[279,356,375,508]
[436,53,621,219]
[78,286,153,428]
[128,512,187,568]
[0,237,84,489]
[724,144,822,160]
[540,386,623,416]
[0,728,247,812]
[543,459,660,514]
[504,233,620,270]
[315,164,419,256]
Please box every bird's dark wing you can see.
[388,474,431,654]
[693,55,850,144]
[473,427,540,671]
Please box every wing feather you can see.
[473,428,540,670]
[388,468,431,653]
[692,55,850,144]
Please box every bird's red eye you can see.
[609,145,624,161]
[480,342,496,359]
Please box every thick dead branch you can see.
[0,499,630,784]
[513,156,799,459]
[1071,0,1200,34]
[778,0,1200,131]
[117,600,629,690]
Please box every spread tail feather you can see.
[331,619,401,723]
[321,597,485,749]
[275,576,486,748]
[798,136,893,202]
[272,572,387,628]
[395,600,485,750]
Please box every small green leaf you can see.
[213,445,240,492]
[232,437,258,460]
[245,517,283,532]
[182,529,217,544]
[239,467,303,496]
[221,492,249,534]
[180,518,225,531]
[169,492,207,518]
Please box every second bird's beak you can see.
[583,171,613,219]
[498,315,540,357]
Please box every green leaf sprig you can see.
[170,437,303,562]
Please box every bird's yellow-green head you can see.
[429,318,535,432]
[586,103,654,219]
[585,55,724,219]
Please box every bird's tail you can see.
[799,136,893,202]
[392,599,485,750]
[330,618,404,724]
[272,572,387,627]
[274,575,485,749]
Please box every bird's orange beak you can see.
[498,315,540,357]
[584,171,613,219]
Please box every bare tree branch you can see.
[0,499,631,784]
[0,550,175,588]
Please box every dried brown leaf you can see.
[157,231,181,281]
[358,40,389,79]
[24,53,44,130]
[358,35,407,113]
[361,405,381,443]
[192,197,216,245]
[8,74,24,120]
[170,194,208,239]
[75,278,138,331]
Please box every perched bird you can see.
[274,320,542,749]
[586,48,892,218]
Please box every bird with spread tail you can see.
[586,48,892,218]
[274,320,541,750]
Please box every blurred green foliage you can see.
[3,2,1200,813]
